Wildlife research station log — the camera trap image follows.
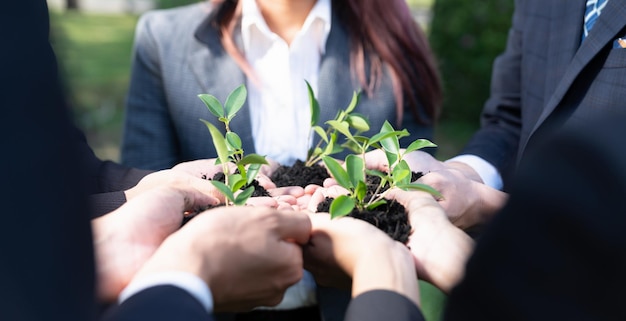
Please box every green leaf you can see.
[246,163,262,185]
[385,150,398,169]
[225,132,242,150]
[240,154,268,166]
[312,125,328,143]
[396,183,443,198]
[355,181,367,203]
[379,121,400,155]
[346,154,365,188]
[198,94,224,118]
[347,114,370,132]
[322,156,353,189]
[326,120,355,143]
[392,168,411,185]
[228,174,245,190]
[200,119,229,166]
[330,195,355,219]
[224,85,247,121]
[344,91,360,114]
[234,186,255,206]
[366,169,387,179]
[366,199,387,211]
[306,80,320,127]
[369,130,408,146]
[211,180,235,202]
[405,139,438,153]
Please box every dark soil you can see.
[317,196,411,244]
[314,171,424,244]
[270,160,330,188]
[182,171,271,226]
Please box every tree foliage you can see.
[429,1,514,123]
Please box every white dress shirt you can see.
[241,0,331,166]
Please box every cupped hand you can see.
[134,207,312,312]
[386,189,474,293]
[124,169,225,204]
[92,185,216,302]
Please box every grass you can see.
[50,11,139,161]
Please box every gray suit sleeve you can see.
[121,12,181,170]
[344,290,424,321]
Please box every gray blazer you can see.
[121,2,433,170]
[462,0,626,187]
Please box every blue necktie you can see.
[582,0,609,40]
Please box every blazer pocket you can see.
[603,47,626,68]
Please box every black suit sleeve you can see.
[102,285,214,321]
[444,116,626,321]
[344,290,425,321]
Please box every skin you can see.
[255,0,318,45]
[363,149,509,229]
[133,207,312,312]
[92,185,216,302]
[303,213,421,308]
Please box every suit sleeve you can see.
[444,116,626,321]
[102,285,214,321]
[121,12,181,170]
[344,290,425,321]
[460,0,524,185]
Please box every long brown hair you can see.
[210,0,442,126]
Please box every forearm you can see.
[351,242,420,308]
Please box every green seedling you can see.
[198,85,268,206]
[304,80,370,167]
[322,120,441,219]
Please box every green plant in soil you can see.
[303,80,370,167]
[198,85,268,206]
[322,120,441,219]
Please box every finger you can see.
[296,194,312,210]
[246,196,279,208]
[269,186,305,198]
[255,173,277,190]
[322,178,337,188]
[273,211,312,245]
[275,195,297,205]
[303,184,321,195]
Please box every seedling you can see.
[198,85,268,206]
[304,80,370,167]
[322,120,441,219]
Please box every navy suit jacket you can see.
[462,0,626,188]
[120,2,433,170]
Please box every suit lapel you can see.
[530,0,626,136]
[189,15,255,153]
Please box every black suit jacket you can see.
[445,115,626,320]
[463,0,626,188]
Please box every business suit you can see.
[445,115,626,321]
[462,0,626,188]
[120,2,433,171]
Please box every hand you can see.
[303,213,420,307]
[133,207,312,312]
[386,189,474,294]
[92,185,216,302]
[124,169,225,204]
[418,161,508,228]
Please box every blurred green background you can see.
[49,1,513,319]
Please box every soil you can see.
[270,160,330,188]
[182,171,271,226]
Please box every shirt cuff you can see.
[446,155,503,190]
[254,269,318,310]
[119,271,213,313]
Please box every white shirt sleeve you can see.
[118,271,213,313]
[446,154,504,190]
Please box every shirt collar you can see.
[241,0,332,54]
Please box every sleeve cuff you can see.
[119,271,213,313]
[446,155,503,190]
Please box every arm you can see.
[460,0,526,181]
[121,12,181,170]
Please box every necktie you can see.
[583,0,609,40]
